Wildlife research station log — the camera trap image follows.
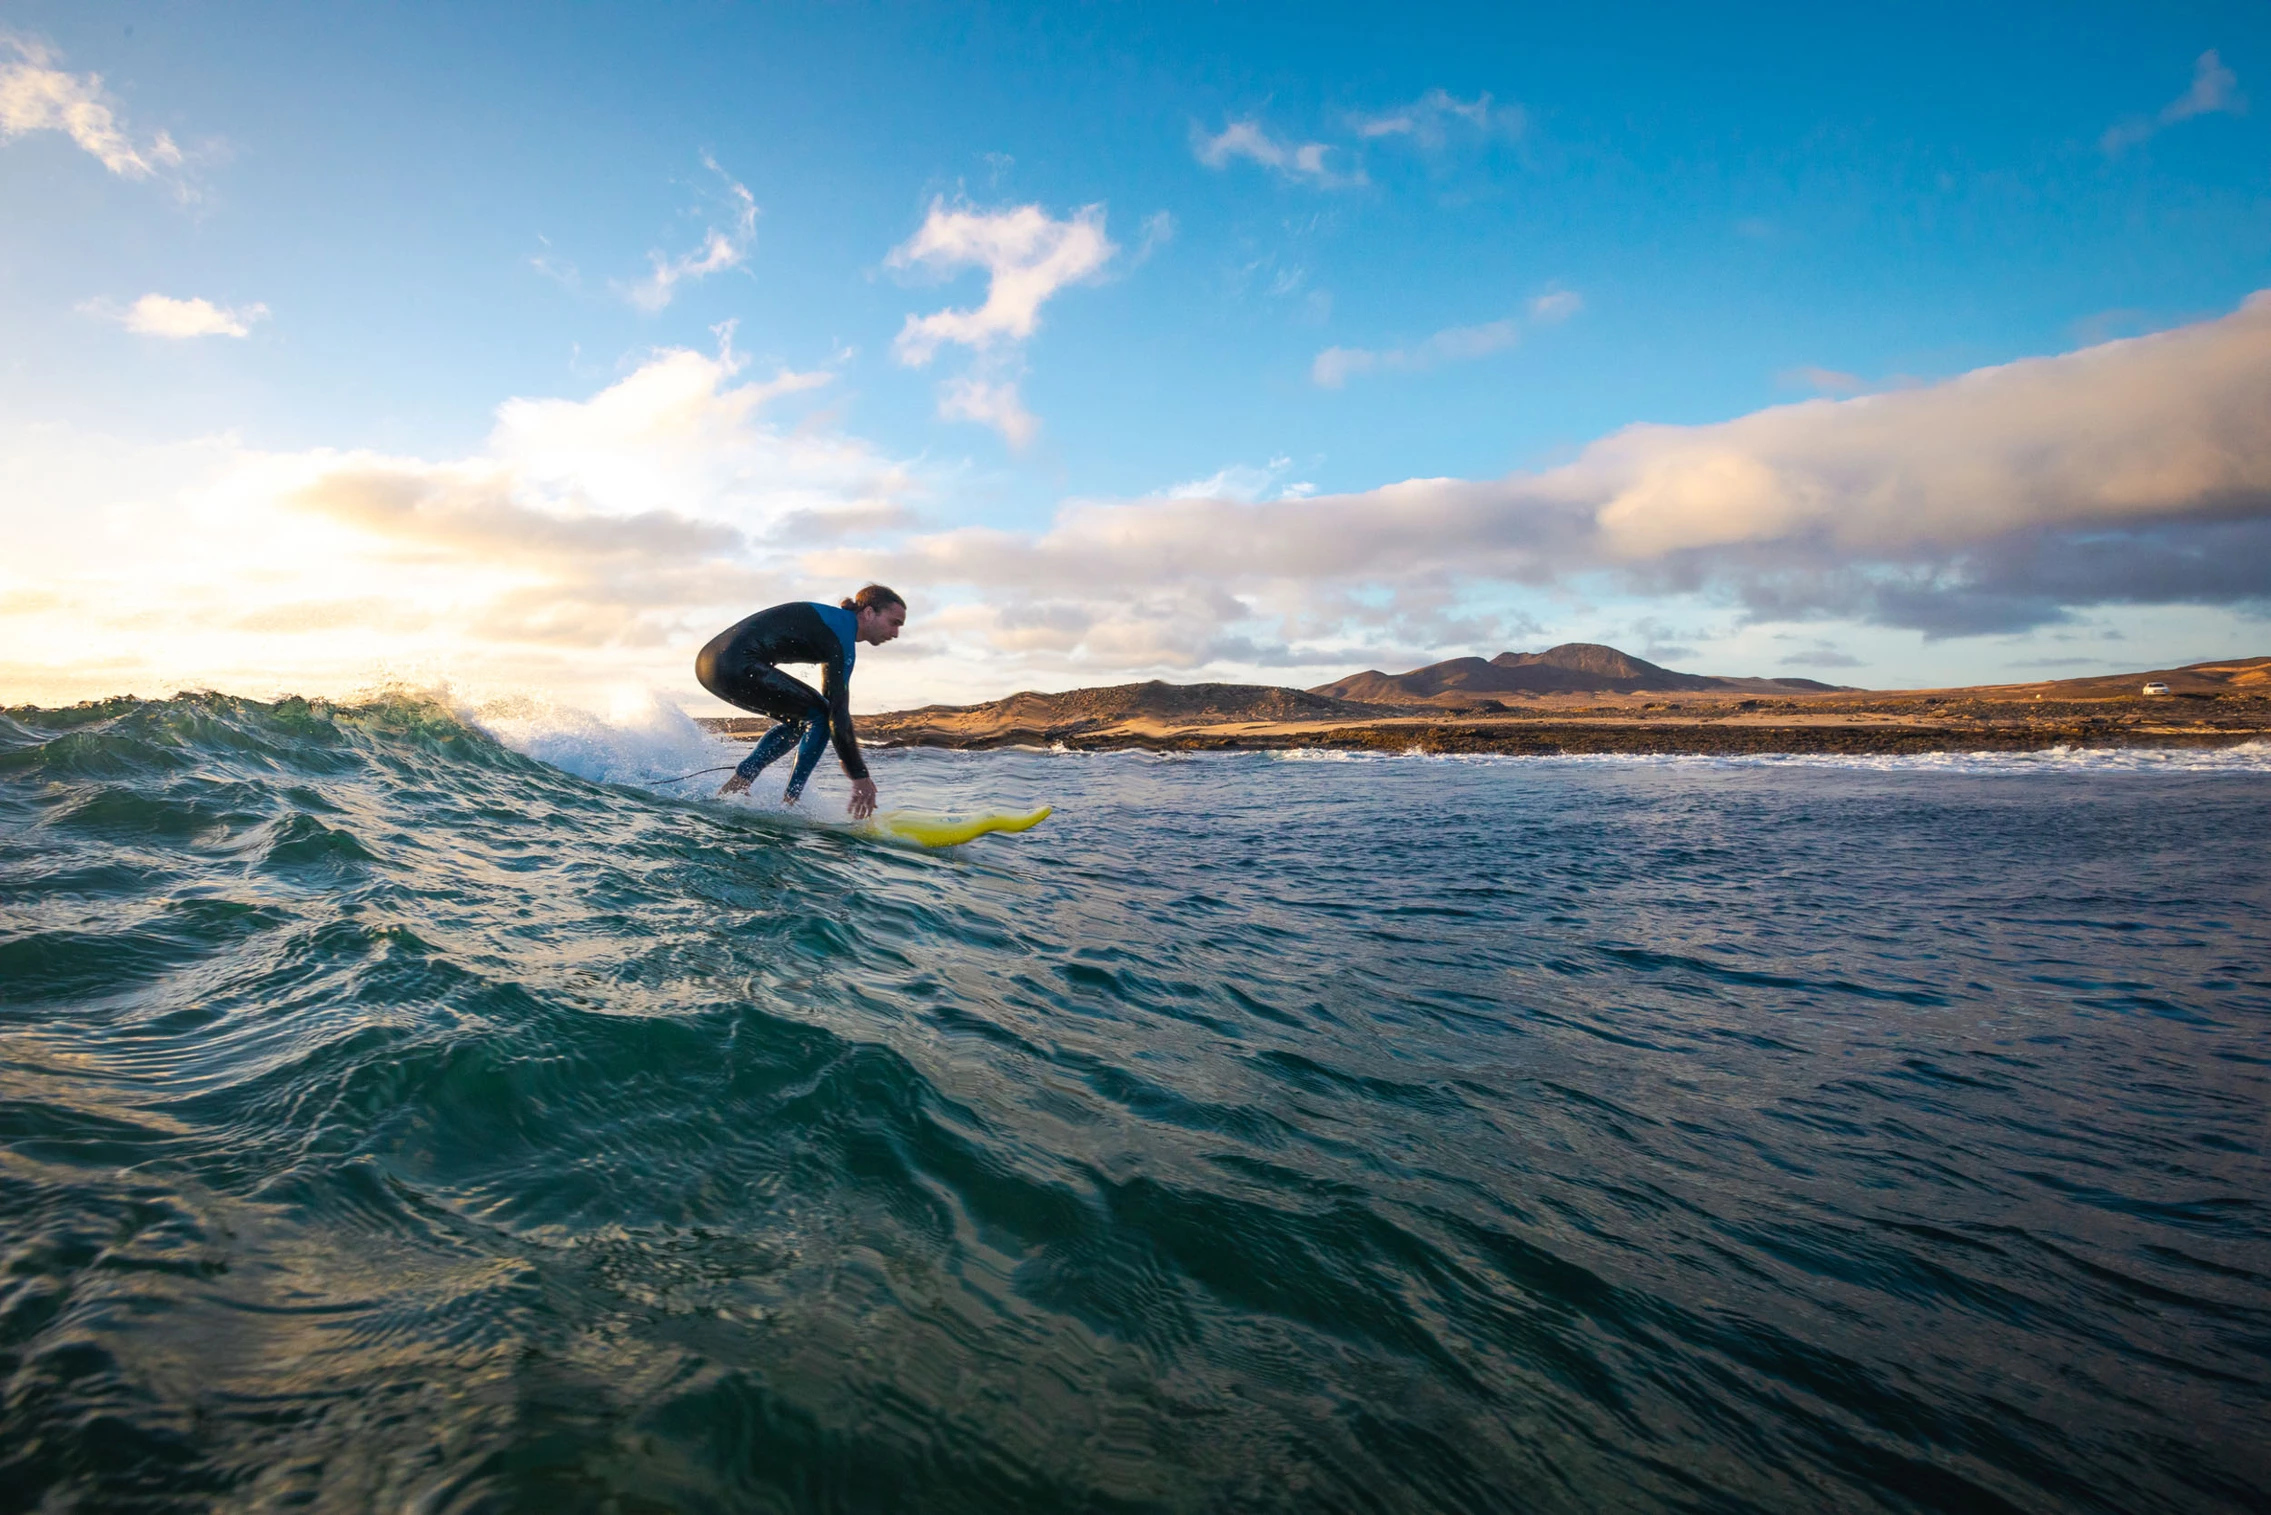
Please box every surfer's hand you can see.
[848,778,878,819]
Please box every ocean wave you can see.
[2,692,2266,1511]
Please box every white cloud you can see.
[84,293,269,339]
[886,199,1116,445]
[1351,89,1520,147]
[1132,210,1176,264]
[1528,289,1582,323]
[1779,365,1870,397]
[0,33,187,188]
[937,375,1038,450]
[2161,48,2244,123]
[622,159,757,312]
[529,233,582,290]
[1310,347,1374,388]
[1167,457,1314,503]
[1312,317,1519,387]
[888,199,1116,362]
[484,337,855,522]
[1196,91,1512,196]
[2101,50,2244,153]
[1422,319,1520,361]
[1193,119,1358,187]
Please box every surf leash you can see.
[651,765,739,783]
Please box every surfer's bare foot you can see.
[719,773,752,796]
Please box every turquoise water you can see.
[3,692,2268,1513]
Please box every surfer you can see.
[694,585,906,817]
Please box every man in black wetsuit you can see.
[694,585,906,817]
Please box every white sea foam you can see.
[1256,740,2271,774]
[467,689,745,792]
[886,736,2271,775]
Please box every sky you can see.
[3,0,2268,715]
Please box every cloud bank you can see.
[0,341,926,708]
[7,296,2267,710]
[828,292,2271,662]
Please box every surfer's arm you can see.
[820,644,877,817]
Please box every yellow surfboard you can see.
[867,806,1053,847]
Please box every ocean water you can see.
[3,691,2268,1514]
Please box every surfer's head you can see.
[844,584,907,646]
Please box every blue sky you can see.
[4,1,2268,710]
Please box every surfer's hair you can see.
[842,584,905,616]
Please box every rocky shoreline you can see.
[696,655,2271,758]
[700,697,2271,758]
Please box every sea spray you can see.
[465,686,743,791]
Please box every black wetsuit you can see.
[695,602,867,798]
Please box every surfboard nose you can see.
[871,807,1053,847]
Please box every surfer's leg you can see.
[779,703,834,804]
[727,719,804,789]
[706,663,828,796]
[720,719,796,794]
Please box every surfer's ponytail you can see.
[842,584,906,615]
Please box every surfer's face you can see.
[859,603,907,645]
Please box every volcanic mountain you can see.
[1310,643,1850,704]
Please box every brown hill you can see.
[850,680,1404,745]
[1933,655,2271,699]
[1310,642,1851,703]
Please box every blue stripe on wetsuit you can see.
[813,603,857,683]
